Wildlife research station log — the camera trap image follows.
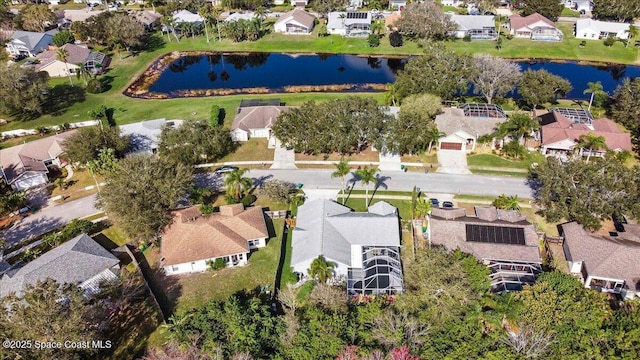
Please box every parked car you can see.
[430,198,440,208]
[442,201,454,208]
[214,165,239,174]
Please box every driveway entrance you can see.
[436,149,471,175]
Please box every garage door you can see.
[440,142,463,150]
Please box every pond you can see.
[146,53,406,96]
[136,52,640,99]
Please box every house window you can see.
[249,239,260,247]
[172,266,179,272]
[231,254,239,263]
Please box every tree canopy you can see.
[16,4,55,32]
[396,2,457,40]
[158,120,233,166]
[386,93,442,155]
[529,157,640,230]
[519,0,564,21]
[592,0,640,21]
[517,69,572,109]
[470,54,522,104]
[393,44,475,101]
[272,97,390,155]
[0,63,50,119]
[611,77,640,153]
[63,125,130,165]
[97,155,193,241]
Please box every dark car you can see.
[214,165,239,174]
[430,198,440,208]
[442,201,454,208]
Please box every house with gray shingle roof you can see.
[429,206,542,293]
[560,221,640,300]
[0,130,77,191]
[119,119,184,156]
[0,234,120,298]
[6,30,56,58]
[449,15,498,40]
[291,199,404,295]
[231,106,290,146]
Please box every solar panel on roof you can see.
[466,224,525,245]
[346,11,368,19]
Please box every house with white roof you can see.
[291,199,404,294]
[172,10,204,24]
[119,119,184,156]
[5,30,56,58]
[450,14,497,40]
[327,11,372,37]
[224,12,258,23]
[575,18,630,40]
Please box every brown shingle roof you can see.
[0,130,77,184]
[231,106,291,132]
[509,12,556,31]
[161,205,269,266]
[540,111,632,151]
[35,44,91,70]
[430,208,541,263]
[561,221,640,292]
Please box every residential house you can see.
[119,119,184,156]
[435,104,507,152]
[6,30,56,58]
[508,13,563,41]
[450,14,498,40]
[292,0,309,7]
[291,199,404,295]
[575,19,630,40]
[134,10,163,31]
[231,106,290,145]
[441,0,465,6]
[563,0,592,13]
[0,233,120,298]
[160,204,269,276]
[34,43,109,77]
[173,9,204,25]
[0,131,77,190]
[224,12,258,23]
[429,206,542,292]
[560,221,640,300]
[538,110,632,159]
[327,11,372,37]
[274,9,315,34]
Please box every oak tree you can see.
[17,4,55,32]
[0,64,49,119]
[63,125,130,165]
[396,2,457,40]
[386,93,442,155]
[519,0,564,21]
[470,54,522,104]
[517,69,572,110]
[158,120,233,166]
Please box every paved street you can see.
[1,194,100,246]
[197,169,534,199]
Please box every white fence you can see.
[1,120,100,140]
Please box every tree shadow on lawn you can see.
[140,34,166,54]
[43,84,86,116]
[131,247,182,321]
[99,75,114,92]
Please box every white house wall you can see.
[292,257,350,279]
[249,128,271,138]
[231,129,249,142]
[350,245,363,269]
[41,61,80,78]
[164,251,248,275]
[576,27,599,40]
[248,237,266,249]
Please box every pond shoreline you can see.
[123,51,639,99]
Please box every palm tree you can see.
[198,4,212,43]
[626,25,637,48]
[583,81,605,112]
[371,19,385,36]
[492,194,520,211]
[355,166,379,207]
[224,168,253,202]
[75,63,91,86]
[427,127,444,154]
[213,7,223,42]
[161,15,173,42]
[307,255,336,283]
[414,196,432,218]
[56,47,74,86]
[499,112,540,145]
[577,133,608,163]
[331,157,350,203]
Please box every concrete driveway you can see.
[436,150,472,175]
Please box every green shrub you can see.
[389,31,403,47]
[86,78,105,94]
[207,257,227,271]
[240,194,256,207]
[367,34,380,47]
[210,105,221,127]
[53,30,74,47]
[603,36,616,47]
[462,34,471,42]
[199,203,215,215]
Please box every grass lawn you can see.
[295,147,380,162]
[219,138,274,162]
[470,169,529,177]
[560,8,580,17]
[448,22,638,64]
[50,169,102,198]
[401,152,438,165]
[468,152,545,169]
